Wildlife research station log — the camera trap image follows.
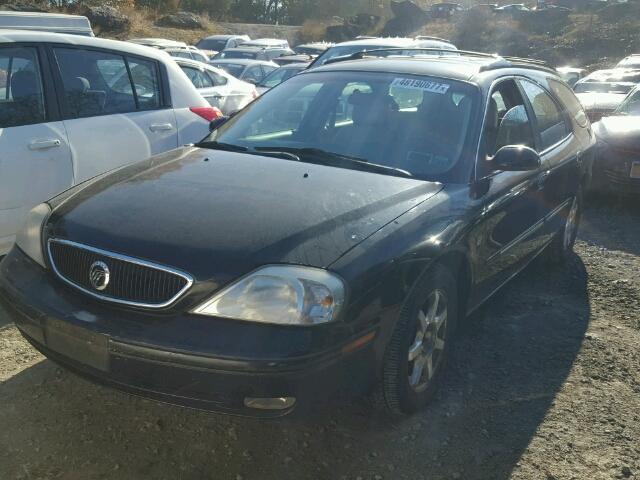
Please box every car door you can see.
[51,46,178,183]
[518,77,580,243]
[0,44,73,255]
[470,78,546,305]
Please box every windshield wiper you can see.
[252,149,301,161]
[196,141,248,152]
[254,146,413,178]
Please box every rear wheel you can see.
[375,265,458,415]
[545,188,582,264]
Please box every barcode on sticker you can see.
[391,78,450,95]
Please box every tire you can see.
[375,264,458,416]
[545,187,583,265]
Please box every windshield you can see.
[210,63,245,77]
[203,71,478,182]
[218,50,258,60]
[574,82,634,94]
[615,90,640,115]
[259,66,303,88]
[196,39,228,51]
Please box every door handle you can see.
[149,123,174,132]
[537,170,551,190]
[29,139,61,150]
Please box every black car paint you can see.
[0,61,595,415]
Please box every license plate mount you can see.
[45,318,110,372]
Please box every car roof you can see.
[305,54,557,84]
[557,66,585,73]
[279,62,311,69]
[128,37,187,47]
[242,38,287,45]
[210,58,278,66]
[580,68,640,82]
[0,30,173,61]
[297,42,333,48]
[202,34,247,40]
[222,46,278,52]
[330,37,419,48]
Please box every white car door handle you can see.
[29,139,61,150]
[149,123,174,132]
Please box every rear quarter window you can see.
[548,78,589,128]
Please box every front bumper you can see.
[0,248,377,417]
[592,145,640,195]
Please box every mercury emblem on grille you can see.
[89,261,110,291]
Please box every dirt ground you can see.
[0,197,638,480]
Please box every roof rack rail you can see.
[479,55,556,74]
[323,47,497,65]
[323,47,557,74]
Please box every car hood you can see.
[593,115,640,151]
[49,147,442,282]
[575,92,626,111]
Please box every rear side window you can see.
[0,46,46,128]
[519,79,570,151]
[127,58,161,110]
[548,78,589,128]
[181,66,214,88]
[207,70,228,87]
[54,48,162,119]
[243,65,264,83]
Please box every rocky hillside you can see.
[1,0,638,69]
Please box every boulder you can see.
[83,5,129,33]
[155,11,204,29]
[382,1,429,36]
[325,13,381,42]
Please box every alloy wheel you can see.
[407,289,448,393]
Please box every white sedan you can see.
[174,58,258,115]
[0,31,217,257]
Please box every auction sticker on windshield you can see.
[631,161,640,179]
[391,78,450,95]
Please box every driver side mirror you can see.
[209,115,230,132]
[490,145,541,172]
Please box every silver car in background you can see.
[209,58,279,84]
[175,58,258,114]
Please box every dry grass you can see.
[298,20,328,43]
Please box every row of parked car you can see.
[558,55,640,195]
[0,11,638,418]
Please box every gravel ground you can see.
[0,197,638,480]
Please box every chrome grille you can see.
[48,239,193,308]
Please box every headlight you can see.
[192,265,345,325]
[15,203,51,268]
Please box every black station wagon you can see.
[0,50,595,417]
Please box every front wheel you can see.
[375,265,458,415]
